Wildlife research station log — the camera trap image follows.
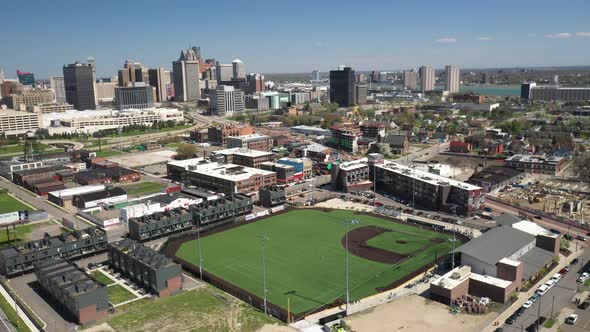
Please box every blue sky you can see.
[2,0,590,78]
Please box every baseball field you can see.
[174,209,463,316]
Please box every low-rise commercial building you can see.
[276,157,313,180]
[12,165,70,186]
[31,102,74,114]
[2,90,54,111]
[0,227,107,277]
[34,259,108,325]
[468,166,524,193]
[227,133,273,151]
[207,124,254,146]
[74,167,140,185]
[261,162,295,184]
[259,186,286,208]
[72,187,128,209]
[330,124,362,153]
[211,148,274,168]
[290,125,331,137]
[504,154,565,175]
[108,239,182,297]
[331,157,372,193]
[522,83,590,102]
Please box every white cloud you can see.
[545,32,572,39]
[576,32,590,37]
[435,37,457,43]
[477,36,492,41]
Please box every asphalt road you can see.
[502,250,590,332]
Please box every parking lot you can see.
[501,251,590,332]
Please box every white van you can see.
[545,279,557,290]
[536,284,549,296]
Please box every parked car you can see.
[559,268,568,275]
[515,307,525,316]
[536,284,549,296]
[572,258,580,265]
[522,300,533,309]
[566,314,579,325]
[550,229,561,235]
[578,301,590,310]
[529,294,540,303]
[565,234,574,241]
[550,273,562,282]
[534,215,542,220]
[578,272,589,283]
[505,315,516,325]
[483,207,493,212]
[577,235,586,241]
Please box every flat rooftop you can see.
[227,133,269,140]
[213,148,274,158]
[376,161,482,191]
[505,154,564,164]
[431,265,472,290]
[469,272,512,288]
[186,161,275,181]
[339,158,369,171]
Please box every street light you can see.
[450,206,458,269]
[344,219,360,312]
[259,234,270,315]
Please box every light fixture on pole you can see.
[259,234,270,315]
[344,219,360,313]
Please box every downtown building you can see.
[2,89,54,111]
[63,62,96,110]
[114,83,155,110]
[0,109,40,137]
[148,67,170,102]
[108,238,182,297]
[172,49,200,102]
[207,123,254,146]
[0,227,108,277]
[210,85,245,116]
[210,148,275,168]
[50,76,66,102]
[34,259,108,325]
[329,66,356,107]
[403,70,418,90]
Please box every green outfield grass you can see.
[120,181,165,197]
[108,285,136,305]
[176,209,461,315]
[0,192,31,214]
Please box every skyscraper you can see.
[403,70,418,90]
[63,62,96,110]
[17,70,35,86]
[210,85,245,116]
[419,66,435,92]
[118,60,147,87]
[232,59,245,80]
[0,68,5,83]
[246,74,265,94]
[114,83,154,110]
[329,66,356,107]
[445,65,460,93]
[311,70,321,82]
[88,57,98,105]
[50,76,66,103]
[215,61,233,84]
[172,49,200,102]
[148,68,169,102]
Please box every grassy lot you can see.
[108,285,136,305]
[0,222,53,248]
[176,209,460,314]
[0,192,31,214]
[90,270,115,286]
[121,181,166,197]
[112,125,192,138]
[105,287,277,332]
[0,294,30,332]
[0,143,56,156]
[544,318,557,328]
[93,149,123,158]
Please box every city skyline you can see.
[2,0,590,78]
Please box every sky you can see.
[2,0,590,79]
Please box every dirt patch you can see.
[341,225,408,264]
[395,240,407,244]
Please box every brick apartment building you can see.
[208,124,254,146]
[227,133,273,151]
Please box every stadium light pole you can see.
[344,219,360,313]
[259,234,270,315]
[197,223,203,280]
[450,206,458,269]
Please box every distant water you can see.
[455,85,521,97]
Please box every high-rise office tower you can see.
[88,57,98,105]
[148,68,169,102]
[114,83,154,110]
[445,65,460,93]
[215,61,233,84]
[17,70,35,86]
[0,68,5,83]
[232,59,245,80]
[50,76,67,103]
[210,85,245,116]
[403,70,418,90]
[172,49,200,102]
[311,70,321,82]
[329,66,356,107]
[419,66,435,92]
[246,74,264,94]
[63,62,96,110]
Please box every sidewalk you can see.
[481,250,583,332]
[0,282,40,332]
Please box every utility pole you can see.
[259,235,270,315]
[551,295,555,320]
[451,206,458,269]
[537,295,542,332]
[578,257,584,293]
